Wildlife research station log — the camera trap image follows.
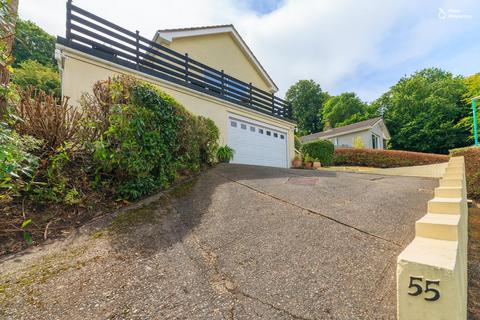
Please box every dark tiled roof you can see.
[300,117,383,143]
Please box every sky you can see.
[18,0,480,101]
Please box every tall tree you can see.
[12,19,56,68]
[285,79,329,135]
[456,73,480,143]
[321,92,375,128]
[0,0,19,116]
[375,68,469,154]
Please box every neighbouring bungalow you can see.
[55,2,295,168]
[300,117,391,149]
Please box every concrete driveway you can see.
[0,164,438,319]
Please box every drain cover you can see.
[285,177,318,185]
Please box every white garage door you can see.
[228,115,288,168]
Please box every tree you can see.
[285,80,329,135]
[375,68,469,154]
[352,136,365,148]
[0,0,19,116]
[12,19,56,68]
[321,92,374,128]
[12,59,60,97]
[456,73,480,143]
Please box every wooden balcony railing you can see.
[57,1,293,121]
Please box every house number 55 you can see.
[408,276,440,301]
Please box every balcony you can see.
[57,1,293,121]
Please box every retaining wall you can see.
[397,156,468,320]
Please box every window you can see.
[273,133,278,138]
[280,134,285,140]
[266,131,271,136]
[250,126,255,132]
[231,121,237,127]
[372,134,380,149]
[241,123,247,130]
[259,129,264,134]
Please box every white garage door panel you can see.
[228,116,287,168]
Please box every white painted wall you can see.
[327,122,388,149]
[328,129,381,149]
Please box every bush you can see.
[217,145,235,163]
[450,146,480,200]
[0,122,40,202]
[88,76,220,199]
[294,135,302,151]
[14,88,84,154]
[300,140,334,166]
[333,148,449,168]
[12,60,61,97]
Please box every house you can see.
[55,3,295,168]
[300,117,391,149]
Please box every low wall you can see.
[397,156,468,320]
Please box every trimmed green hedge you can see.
[300,140,335,166]
[450,146,480,200]
[333,148,448,168]
[90,76,219,199]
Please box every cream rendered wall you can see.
[58,47,295,163]
[162,33,271,92]
[397,157,468,320]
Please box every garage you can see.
[227,115,288,168]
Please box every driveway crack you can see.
[237,290,314,320]
[215,172,402,248]
[182,225,314,320]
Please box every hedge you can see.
[89,76,219,199]
[450,146,480,200]
[300,140,335,166]
[333,148,449,168]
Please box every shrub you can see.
[300,140,334,166]
[0,122,40,202]
[333,148,449,168]
[12,60,61,97]
[217,145,235,163]
[197,116,219,165]
[294,135,302,151]
[14,88,84,154]
[88,76,220,199]
[352,136,365,148]
[174,108,219,171]
[450,146,480,200]
[30,143,82,204]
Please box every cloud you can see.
[18,0,480,101]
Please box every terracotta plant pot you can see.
[313,161,321,169]
[292,159,302,168]
[304,161,313,169]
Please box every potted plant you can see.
[217,145,235,163]
[291,154,302,168]
[313,159,322,169]
[303,155,313,169]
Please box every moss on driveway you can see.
[0,164,439,319]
